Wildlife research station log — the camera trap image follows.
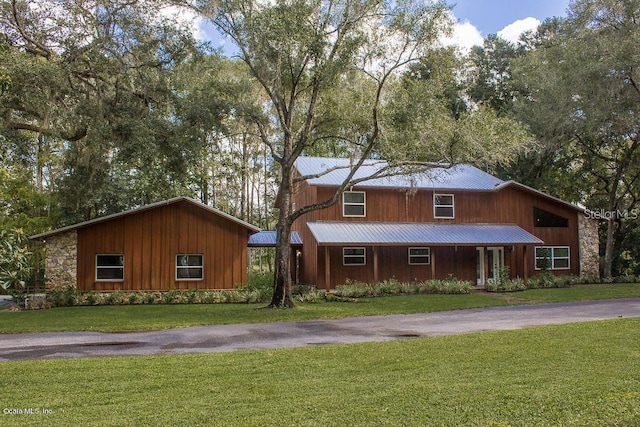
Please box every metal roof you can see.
[248,231,303,247]
[30,197,261,240]
[307,222,543,246]
[294,157,504,190]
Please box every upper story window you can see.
[343,191,366,217]
[534,207,568,227]
[176,254,204,280]
[96,255,124,281]
[434,194,454,219]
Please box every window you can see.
[535,246,570,270]
[434,194,454,218]
[343,191,366,217]
[96,255,124,281]
[176,254,204,280]
[534,207,568,228]
[409,248,430,265]
[343,247,366,265]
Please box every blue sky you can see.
[446,0,572,48]
[452,0,571,37]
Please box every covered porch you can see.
[307,222,544,289]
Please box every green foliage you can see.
[333,278,471,298]
[45,287,273,308]
[0,228,33,292]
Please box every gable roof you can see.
[294,156,504,190]
[294,156,583,212]
[30,197,261,240]
[307,222,543,246]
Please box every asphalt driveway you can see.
[1,298,639,361]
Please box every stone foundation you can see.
[578,214,600,278]
[44,231,78,291]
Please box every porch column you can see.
[523,245,529,286]
[373,247,379,283]
[324,246,331,290]
[431,247,436,279]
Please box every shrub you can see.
[295,290,326,303]
[334,277,471,298]
[486,278,526,292]
[47,286,79,307]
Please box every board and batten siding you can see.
[76,201,249,291]
[293,183,581,288]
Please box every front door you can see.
[487,247,504,282]
[476,247,504,286]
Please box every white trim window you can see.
[535,246,570,270]
[343,247,366,265]
[434,194,454,219]
[176,254,204,280]
[96,254,124,281]
[343,191,366,217]
[409,247,430,265]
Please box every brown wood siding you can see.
[76,201,250,291]
[292,183,581,288]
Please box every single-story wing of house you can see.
[30,197,260,292]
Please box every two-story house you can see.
[291,157,600,289]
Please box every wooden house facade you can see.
[31,197,260,292]
[291,157,599,289]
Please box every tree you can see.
[511,0,640,278]
[168,0,453,306]
[172,0,530,307]
[0,0,204,221]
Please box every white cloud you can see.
[497,17,540,44]
[440,20,484,52]
[157,4,207,41]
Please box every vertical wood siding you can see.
[293,183,580,288]
[76,201,249,291]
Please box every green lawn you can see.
[1,283,639,334]
[1,318,639,426]
[0,293,509,333]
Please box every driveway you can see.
[1,298,639,361]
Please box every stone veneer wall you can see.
[44,231,78,291]
[578,213,600,279]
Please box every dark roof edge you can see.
[30,197,261,240]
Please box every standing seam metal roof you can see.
[307,222,543,246]
[294,157,504,190]
[248,231,303,247]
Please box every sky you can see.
[446,0,572,49]
[175,0,573,54]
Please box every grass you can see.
[1,318,639,426]
[0,293,508,333]
[514,282,640,303]
[1,283,639,334]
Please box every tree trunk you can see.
[270,164,294,308]
[603,213,616,279]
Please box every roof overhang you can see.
[307,222,543,246]
[248,231,303,247]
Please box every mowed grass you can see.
[1,283,639,333]
[0,293,509,333]
[1,318,639,426]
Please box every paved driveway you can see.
[1,298,639,361]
